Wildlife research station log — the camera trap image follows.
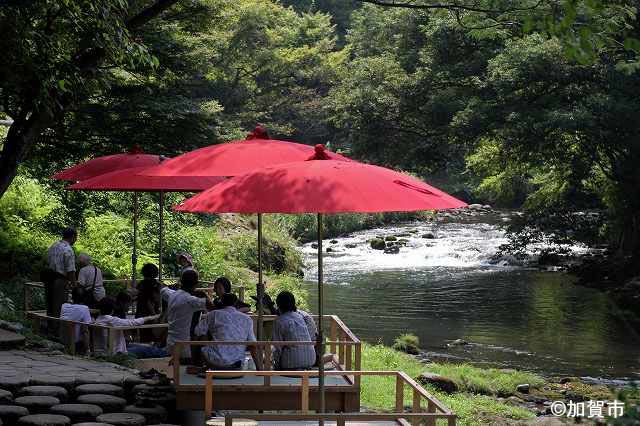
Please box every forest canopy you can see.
[1,0,640,257]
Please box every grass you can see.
[360,343,537,426]
[392,333,420,354]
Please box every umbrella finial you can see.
[307,144,331,161]
[246,125,269,140]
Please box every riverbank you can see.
[361,343,637,426]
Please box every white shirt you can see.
[77,265,106,301]
[60,303,92,342]
[298,310,317,340]
[161,287,207,357]
[94,315,144,354]
[272,311,315,370]
[47,240,75,275]
[195,306,256,367]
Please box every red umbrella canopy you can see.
[66,166,226,192]
[142,126,350,178]
[52,146,164,181]
[175,146,467,214]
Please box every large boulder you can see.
[369,239,386,250]
[0,404,30,423]
[20,386,68,403]
[96,413,145,426]
[14,396,61,414]
[50,404,103,423]
[17,414,71,426]
[75,384,124,398]
[417,372,458,394]
[76,395,126,414]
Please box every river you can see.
[301,215,640,382]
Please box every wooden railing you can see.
[26,310,168,356]
[204,370,456,426]
[23,279,246,311]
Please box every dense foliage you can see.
[2,0,640,266]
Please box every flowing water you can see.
[301,216,640,381]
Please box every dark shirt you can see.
[136,278,161,317]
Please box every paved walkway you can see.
[0,350,138,389]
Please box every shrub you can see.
[392,333,420,354]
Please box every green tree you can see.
[0,0,182,197]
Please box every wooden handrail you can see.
[204,370,456,425]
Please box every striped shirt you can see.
[47,240,75,275]
[272,311,315,370]
[161,287,207,357]
[195,306,255,367]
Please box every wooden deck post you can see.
[330,319,337,354]
[354,343,361,387]
[68,322,76,355]
[173,344,181,386]
[107,329,115,355]
[395,374,404,413]
[205,373,213,419]
[412,389,421,426]
[345,344,352,371]
[426,400,436,426]
[301,375,309,413]
[24,284,31,311]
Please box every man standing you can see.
[161,269,210,359]
[45,227,77,318]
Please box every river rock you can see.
[311,243,318,249]
[384,236,397,241]
[0,389,12,404]
[384,246,400,254]
[447,339,469,346]
[516,383,530,394]
[416,373,458,394]
[345,243,357,248]
[326,247,334,253]
[421,233,435,239]
[370,239,386,250]
[395,233,411,238]
[329,239,338,244]
[467,204,485,210]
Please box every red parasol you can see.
[51,146,163,181]
[141,126,350,178]
[66,166,225,192]
[174,145,467,414]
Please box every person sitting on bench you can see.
[94,297,159,354]
[195,293,262,370]
[272,291,315,370]
[60,286,92,354]
[212,276,250,313]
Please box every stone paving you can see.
[0,350,139,391]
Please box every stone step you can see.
[96,413,146,426]
[17,414,71,425]
[0,404,30,424]
[20,386,69,403]
[50,404,103,423]
[0,329,25,350]
[75,395,126,414]
[14,396,61,414]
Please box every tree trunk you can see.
[0,111,53,198]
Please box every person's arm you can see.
[160,286,175,303]
[64,250,76,284]
[193,312,210,338]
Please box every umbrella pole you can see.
[257,213,264,341]
[159,191,164,282]
[317,212,325,419]
[132,191,139,288]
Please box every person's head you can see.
[98,297,115,316]
[214,277,232,297]
[62,227,78,245]
[77,253,92,268]
[71,286,86,305]
[276,291,297,314]
[142,263,159,279]
[116,291,131,307]
[221,293,238,308]
[181,269,198,291]
[177,252,193,268]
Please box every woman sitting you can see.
[212,277,250,313]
